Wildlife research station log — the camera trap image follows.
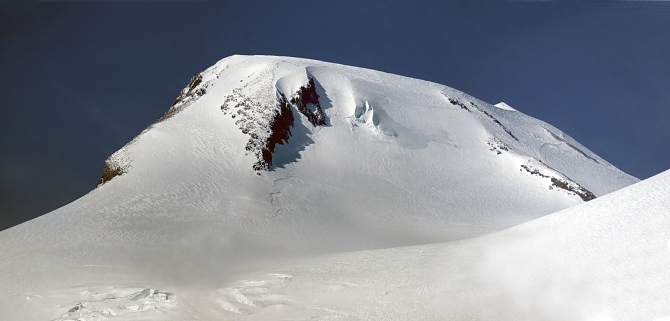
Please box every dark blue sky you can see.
[1,0,669,231]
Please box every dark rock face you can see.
[97,160,126,187]
[157,73,207,123]
[551,177,596,202]
[290,77,326,126]
[254,94,295,171]
[97,72,209,187]
[443,94,470,111]
[171,74,205,107]
[221,88,294,171]
[520,163,596,202]
[222,76,326,171]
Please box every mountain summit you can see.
[0,55,641,320]
[67,54,639,253]
[101,55,635,222]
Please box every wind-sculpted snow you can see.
[0,55,644,320]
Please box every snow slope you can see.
[197,168,670,321]
[0,55,642,320]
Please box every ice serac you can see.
[0,55,642,320]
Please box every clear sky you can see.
[1,0,668,231]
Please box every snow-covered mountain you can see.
[0,55,644,320]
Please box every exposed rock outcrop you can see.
[252,94,295,171]
[520,163,596,202]
[221,76,326,171]
[443,94,470,111]
[96,158,127,187]
[157,73,208,123]
[551,177,596,202]
[290,77,326,126]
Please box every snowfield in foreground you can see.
[214,168,669,321]
[0,55,659,320]
[3,170,668,321]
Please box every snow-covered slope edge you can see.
[206,169,670,321]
